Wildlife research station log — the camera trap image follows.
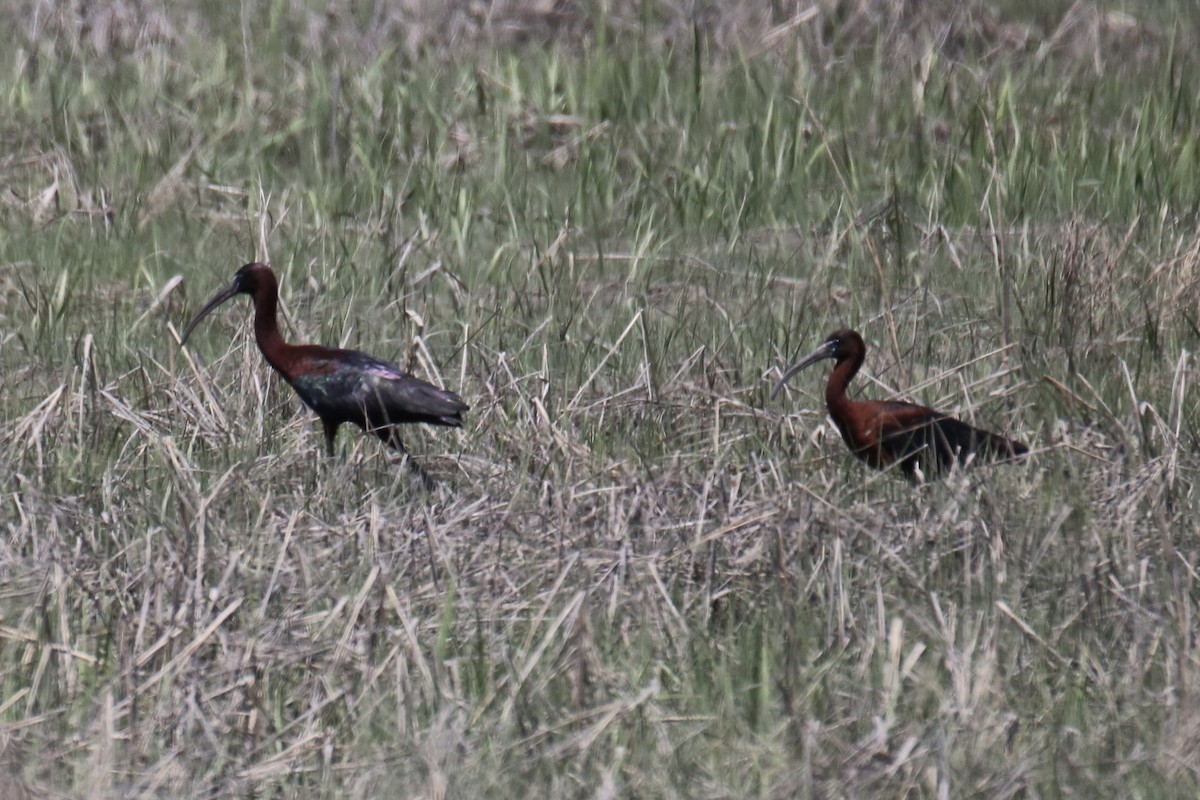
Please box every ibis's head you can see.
[771,329,865,399]
[180,262,275,345]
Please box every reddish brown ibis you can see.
[181,263,468,481]
[772,329,1027,481]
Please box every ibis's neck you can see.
[250,275,293,378]
[825,353,863,424]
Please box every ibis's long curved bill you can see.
[771,339,838,399]
[180,280,241,345]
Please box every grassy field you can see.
[2,0,1198,796]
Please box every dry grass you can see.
[1,0,1199,797]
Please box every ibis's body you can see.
[773,329,1027,481]
[182,263,468,477]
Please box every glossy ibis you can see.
[181,263,468,483]
[772,329,1027,481]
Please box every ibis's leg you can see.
[373,425,436,490]
[405,455,436,491]
[322,419,339,457]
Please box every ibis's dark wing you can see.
[291,351,469,429]
[871,402,1027,479]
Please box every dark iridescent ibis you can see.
[181,263,468,482]
[772,329,1027,481]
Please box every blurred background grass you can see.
[1,1,1198,797]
